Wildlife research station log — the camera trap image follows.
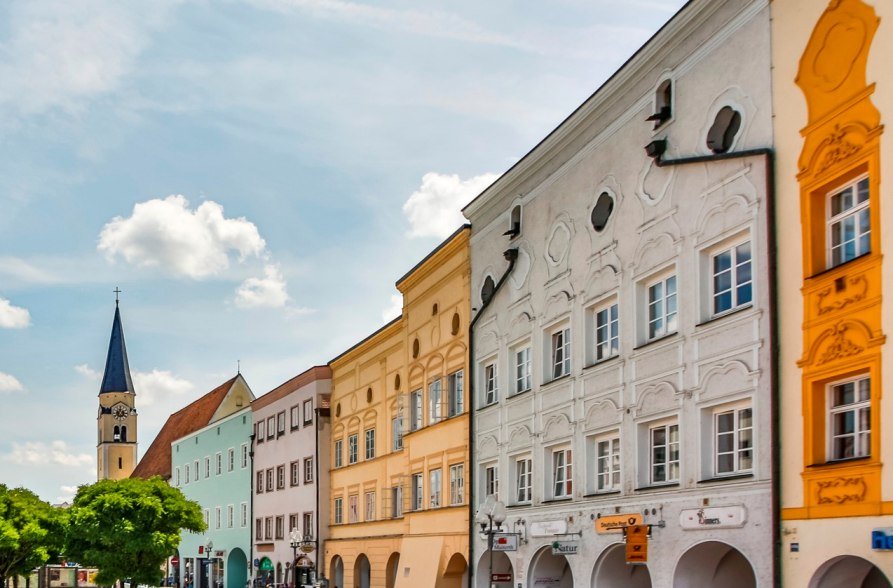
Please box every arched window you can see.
[706,106,742,154]
[648,79,673,127]
[113,425,121,442]
[591,192,615,232]
[120,426,128,442]
[506,205,522,238]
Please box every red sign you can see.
[198,546,204,554]
[491,573,512,582]
[171,557,180,566]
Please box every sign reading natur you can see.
[596,513,643,534]
[551,541,579,556]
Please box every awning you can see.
[393,536,444,588]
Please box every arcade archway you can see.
[673,541,755,588]
[226,548,247,588]
[528,546,573,588]
[590,543,651,587]
[354,554,370,588]
[385,553,400,588]
[329,556,344,588]
[809,555,892,588]
[475,551,513,588]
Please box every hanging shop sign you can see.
[872,528,893,550]
[679,505,746,530]
[550,541,579,556]
[491,574,512,583]
[529,520,567,537]
[595,513,643,534]
[625,525,649,564]
[492,533,519,552]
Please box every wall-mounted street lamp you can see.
[204,540,214,588]
[475,495,507,588]
[289,529,318,588]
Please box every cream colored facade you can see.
[773,0,893,585]
[326,227,470,588]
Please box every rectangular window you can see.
[392,416,404,451]
[450,464,464,505]
[596,435,621,492]
[365,428,376,460]
[829,376,871,460]
[715,406,753,475]
[484,363,498,405]
[266,416,275,440]
[334,439,343,468]
[194,460,199,481]
[304,457,313,483]
[648,275,677,340]
[275,515,284,539]
[552,327,571,379]
[241,502,248,527]
[255,471,263,494]
[303,399,313,425]
[429,378,443,424]
[241,443,249,468]
[333,498,343,525]
[348,434,358,464]
[227,504,234,528]
[411,473,424,511]
[276,465,285,489]
[392,485,404,518]
[552,447,573,498]
[291,405,301,430]
[595,302,620,361]
[348,495,359,524]
[215,453,222,476]
[256,518,263,540]
[277,411,286,436]
[266,468,274,492]
[302,512,312,537]
[448,370,464,417]
[228,448,235,472]
[185,464,190,484]
[289,514,299,534]
[429,468,442,508]
[515,346,532,394]
[484,464,499,500]
[204,456,210,478]
[256,420,265,443]
[365,491,376,521]
[215,507,221,530]
[175,467,180,486]
[290,461,300,486]
[410,390,423,431]
[712,241,753,315]
[515,457,532,503]
[828,176,870,267]
[204,509,210,527]
[650,423,680,484]
[265,516,273,539]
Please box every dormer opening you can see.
[504,205,521,238]
[647,79,673,128]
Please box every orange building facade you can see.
[774,0,893,584]
[325,227,470,588]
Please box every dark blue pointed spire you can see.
[100,302,135,394]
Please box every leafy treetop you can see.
[0,484,66,585]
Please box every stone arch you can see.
[631,231,678,274]
[507,425,533,449]
[353,553,371,588]
[385,552,400,588]
[408,365,425,389]
[478,434,499,459]
[590,542,651,588]
[809,554,892,588]
[442,553,468,588]
[527,544,573,587]
[542,413,572,442]
[476,550,513,588]
[584,398,621,431]
[477,328,500,356]
[673,541,755,588]
[584,264,621,301]
[329,555,344,588]
[425,353,445,373]
[694,194,754,244]
[696,360,756,400]
[634,380,680,416]
[800,318,883,366]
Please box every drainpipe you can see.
[248,433,256,588]
[654,146,779,587]
[468,247,518,588]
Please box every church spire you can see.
[100,296,134,394]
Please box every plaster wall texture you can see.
[464,0,773,586]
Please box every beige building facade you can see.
[326,227,470,588]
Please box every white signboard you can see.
[492,533,519,552]
[529,520,567,537]
[551,541,579,556]
[679,505,747,530]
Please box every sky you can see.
[0,0,686,503]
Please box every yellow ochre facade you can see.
[326,227,470,588]
[774,0,893,584]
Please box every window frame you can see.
[365,491,376,522]
[514,455,532,505]
[365,428,375,460]
[591,431,621,493]
[483,361,498,406]
[592,298,620,363]
[348,433,358,464]
[304,457,314,483]
[333,498,343,525]
[266,416,275,440]
[303,399,314,425]
[483,462,499,501]
[290,405,301,430]
[713,403,754,476]
[334,439,343,468]
[429,468,442,508]
[410,389,423,431]
[449,463,465,505]
[428,377,443,424]
[448,370,464,417]
[551,445,573,499]
[513,343,532,395]
[290,460,300,486]
[709,239,753,317]
[411,473,424,511]
[826,174,870,269]
[827,374,871,461]
[648,420,680,485]
[550,326,572,380]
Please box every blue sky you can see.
[0,0,685,502]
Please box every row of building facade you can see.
[94,0,893,585]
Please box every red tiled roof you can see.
[251,366,331,411]
[131,376,238,480]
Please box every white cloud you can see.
[381,294,402,322]
[75,364,193,408]
[60,484,79,495]
[235,264,290,309]
[98,195,267,279]
[0,297,31,329]
[403,172,498,239]
[0,372,24,393]
[5,441,93,468]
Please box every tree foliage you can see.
[0,484,66,585]
[65,477,205,586]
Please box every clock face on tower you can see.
[112,404,130,421]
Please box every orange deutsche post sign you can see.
[625,524,649,564]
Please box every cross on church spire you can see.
[114,287,122,305]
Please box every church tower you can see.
[97,296,138,480]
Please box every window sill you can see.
[507,502,532,509]
[477,401,499,412]
[507,388,532,400]
[696,304,753,328]
[698,473,753,484]
[807,251,873,280]
[541,496,573,504]
[635,482,680,492]
[633,332,679,352]
[584,354,621,371]
[541,373,572,389]
[807,456,875,468]
[583,490,621,498]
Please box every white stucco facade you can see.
[251,367,331,588]
[463,1,774,586]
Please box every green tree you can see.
[0,484,66,587]
[65,477,204,586]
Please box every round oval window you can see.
[591,192,614,232]
[707,106,742,154]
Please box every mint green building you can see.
[171,375,255,588]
